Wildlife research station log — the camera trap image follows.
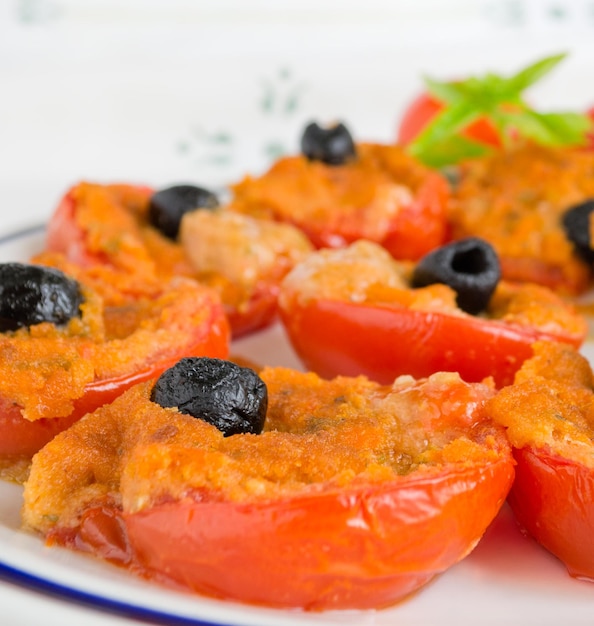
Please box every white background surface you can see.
[2,1,594,624]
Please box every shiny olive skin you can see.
[0,263,83,332]
[411,237,501,315]
[300,122,357,166]
[561,199,594,264]
[149,184,220,240]
[151,357,267,437]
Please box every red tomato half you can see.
[46,184,153,268]
[397,92,502,148]
[27,367,513,611]
[228,143,451,263]
[508,446,594,580]
[280,299,585,388]
[45,183,284,337]
[0,287,229,460]
[485,341,594,580]
[290,169,450,262]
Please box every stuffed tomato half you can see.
[0,261,228,478]
[278,240,587,388]
[44,182,313,337]
[23,358,513,610]
[487,341,594,580]
[228,122,450,262]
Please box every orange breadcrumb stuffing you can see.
[0,275,224,422]
[23,367,506,535]
[487,341,594,469]
[451,144,594,294]
[227,143,448,256]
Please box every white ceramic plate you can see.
[1,226,594,626]
[4,3,594,623]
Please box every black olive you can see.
[148,184,219,240]
[561,199,594,264]
[151,357,267,437]
[300,121,356,166]
[411,238,501,315]
[0,263,83,332]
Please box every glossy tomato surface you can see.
[508,446,594,581]
[379,170,450,261]
[121,454,513,610]
[280,299,585,388]
[0,397,80,460]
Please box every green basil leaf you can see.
[409,134,491,168]
[498,110,592,146]
[404,52,587,167]
[423,77,465,104]
[409,100,480,151]
[502,52,567,96]
[464,73,509,102]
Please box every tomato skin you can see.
[507,447,594,580]
[30,365,513,610]
[280,299,584,388]
[380,171,450,260]
[224,285,279,339]
[397,92,502,148]
[0,398,80,459]
[85,456,512,610]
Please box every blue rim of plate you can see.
[0,560,231,626]
[0,223,237,626]
[0,223,46,246]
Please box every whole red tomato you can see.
[397,92,502,148]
